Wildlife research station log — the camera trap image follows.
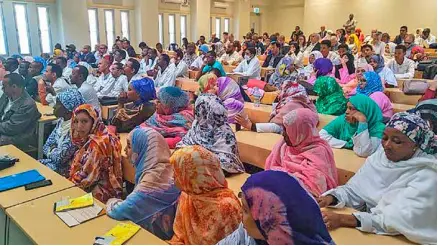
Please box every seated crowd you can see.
[0,20,436,245]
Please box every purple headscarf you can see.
[314,58,333,78]
[217,77,244,103]
[223,98,244,124]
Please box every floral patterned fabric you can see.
[176,94,244,174]
[69,104,123,203]
[169,146,242,245]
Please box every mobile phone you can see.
[25,179,52,190]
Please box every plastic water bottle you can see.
[253,87,261,107]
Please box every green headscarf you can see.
[323,94,386,149]
[313,76,347,116]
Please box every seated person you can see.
[79,45,97,65]
[124,58,143,83]
[113,49,127,65]
[262,42,284,68]
[42,63,72,106]
[319,94,385,157]
[341,63,374,97]
[417,28,437,48]
[334,50,356,85]
[95,63,129,98]
[93,58,111,91]
[106,127,180,240]
[383,42,397,64]
[356,71,393,119]
[299,50,323,79]
[189,44,209,70]
[313,76,347,115]
[54,57,72,82]
[40,89,84,177]
[320,40,341,65]
[112,78,156,133]
[197,51,226,80]
[408,99,436,134]
[233,47,261,79]
[218,170,334,245]
[219,42,242,66]
[354,44,373,68]
[173,49,188,78]
[307,58,335,85]
[386,45,415,79]
[237,81,316,134]
[169,146,241,245]
[176,94,245,174]
[77,61,98,87]
[182,43,197,68]
[318,112,436,244]
[142,86,194,148]
[369,54,397,87]
[141,48,159,74]
[419,80,437,102]
[69,104,123,203]
[0,73,41,149]
[265,109,338,197]
[19,61,37,99]
[152,54,177,88]
[268,56,298,90]
[71,65,100,112]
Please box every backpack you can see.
[423,64,438,80]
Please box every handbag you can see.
[402,79,430,95]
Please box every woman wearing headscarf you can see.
[410,45,428,64]
[383,42,397,63]
[313,76,348,115]
[40,89,85,177]
[142,86,194,148]
[368,54,397,87]
[318,112,436,244]
[341,63,374,97]
[408,99,437,134]
[415,28,424,45]
[218,170,335,245]
[356,71,393,119]
[236,81,316,134]
[354,28,365,43]
[106,127,180,240]
[69,104,123,203]
[347,34,360,54]
[307,58,335,85]
[335,52,356,84]
[268,56,298,90]
[112,77,156,133]
[265,108,338,197]
[299,50,323,79]
[176,94,245,174]
[320,94,386,157]
[169,146,241,245]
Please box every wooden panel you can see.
[385,88,422,105]
[175,78,199,92]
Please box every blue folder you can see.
[0,169,45,192]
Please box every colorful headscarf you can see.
[241,170,334,245]
[323,94,386,149]
[57,88,85,112]
[386,112,437,155]
[169,146,241,245]
[143,87,194,138]
[313,58,333,78]
[370,54,385,74]
[313,76,347,115]
[357,71,383,96]
[131,78,157,105]
[412,46,425,55]
[223,98,244,124]
[33,56,47,73]
[270,81,316,124]
[269,56,297,89]
[198,73,217,94]
[266,109,338,196]
[217,77,244,103]
[310,51,323,62]
[69,104,123,203]
[409,99,437,134]
[176,94,244,174]
[348,34,360,50]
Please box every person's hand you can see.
[223,61,229,65]
[321,210,342,230]
[351,111,367,122]
[317,195,334,208]
[357,51,363,58]
[45,85,55,95]
[429,80,437,91]
[235,114,252,130]
[118,92,128,104]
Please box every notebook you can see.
[0,169,45,192]
[94,223,141,245]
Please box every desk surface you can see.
[0,145,74,209]
[6,187,166,245]
[36,103,56,123]
[226,173,250,197]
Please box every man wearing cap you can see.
[66,44,78,60]
[190,44,209,71]
[79,45,97,65]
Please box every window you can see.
[180,15,187,44]
[158,14,163,44]
[120,11,129,40]
[0,5,7,55]
[215,18,221,36]
[168,14,175,45]
[88,9,99,49]
[104,10,115,49]
[224,18,230,33]
[13,4,30,54]
[37,7,51,54]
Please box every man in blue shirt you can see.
[197,51,226,80]
[79,45,97,65]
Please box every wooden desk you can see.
[175,78,199,93]
[261,67,275,79]
[385,88,421,105]
[223,65,237,73]
[396,79,435,89]
[245,90,279,105]
[226,173,250,197]
[393,103,413,113]
[5,187,166,245]
[36,103,57,159]
[100,104,119,121]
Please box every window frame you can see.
[158,14,163,44]
[0,3,8,56]
[215,17,221,37]
[120,10,130,40]
[180,15,187,44]
[104,9,115,49]
[168,14,176,45]
[88,8,100,49]
[13,3,31,55]
[36,5,52,54]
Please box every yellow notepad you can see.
[95,223,141,245]
[55,193,94,212]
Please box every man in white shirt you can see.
[71,65,100,112]
[55,57,72,82]
[153,54,177,88]
[95,44,109,64]
[320,40,341,65]
[4,58,19,75]
[354,44,373,68]
[386,44,415,79]
[94,59,110,91]
[222,32,230,46]
[303,33,321,57]
[182,43,198,67]
[124,58,143,84]
[173,49,188,78]
[219,42,242,66]
[233,47,261,79]
[144,49,159,76]
[95,63,128,98]
[44,64,72,107]
[190,44,209,70]
[418,28,437,48]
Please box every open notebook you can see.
[54,193,106,227]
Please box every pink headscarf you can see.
[265,108,338,196]
[369,91,394,119]
[342,63,374,97]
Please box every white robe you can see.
[95,74,129,98]
[233,57,261,80]
[154,64,176,88]
[324,146,437,244]
[46,78,72,107]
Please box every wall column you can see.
[233,0,251,39]
[56,0,90,48]
[135,0,159,46]
[190,0,211,42]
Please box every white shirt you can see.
[140,57,158,74]
[233,57,261,80]
[85,75,98,87]
[174,61,188,78]
[78,83,100,113]
[303,42,318,57]
[372,41,385,56]
[354,56,369,68]
[219,51,243,65]
[129,73,144,84]
[422,34,437,45]
[386,58,415,79]
[46,78,72,107]
[378,67,398,87]
[154,64,177,88]
[62,67,73,81]
[190,55,204,69]
[323,51,341,65]
[95,74,129,98]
